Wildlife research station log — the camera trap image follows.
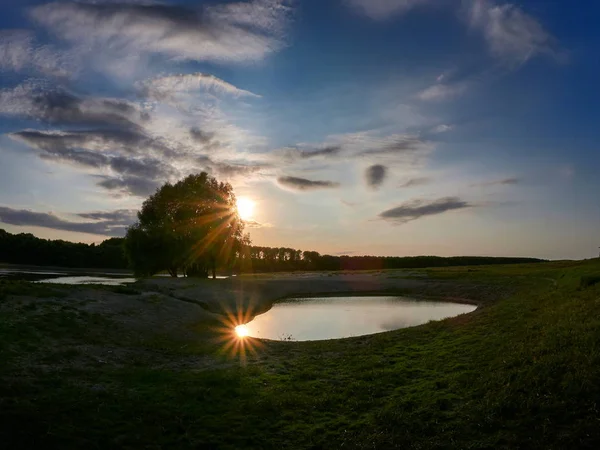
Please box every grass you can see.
[1,260,600,449]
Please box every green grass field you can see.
[1,260,600,449]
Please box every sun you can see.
[236,197,255,221]
[235,324,249,338]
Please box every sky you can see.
[0,0,599,260]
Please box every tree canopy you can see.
[124,172,248,278]
[0,227,545,274]
[0,229,127,269]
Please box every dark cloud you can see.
[11,129,174,187]
[365,164,387,189]
[77,209,137,224]
[279,145,342,161]
[10,129,167,156]
[30,1,289,63]
[109,157,174,180]
[472,177,520,187]
[190,128,221,151]
[399,177,431,188]
[0,82,147,128]
[96,176,160,197]
[193,154,265,179]
[190,128,215,144]
[361,136,428,156]
[39,148,109,168]
[379,197,473,223]
[277,176,340,191]
[300,146,341,159]
[0,206,134,236]
[213,163,263,179]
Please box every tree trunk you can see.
[168,267,178,278]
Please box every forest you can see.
[0,229,128,269]
[0,228,544,273]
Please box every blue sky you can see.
[0,0,598,259]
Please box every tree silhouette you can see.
[124,172,248,278]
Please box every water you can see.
[36,276,136,285]
[243,296,476,341]
[0,266,229,285]
[0,268,134,285]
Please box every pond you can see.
[240,296,476,341]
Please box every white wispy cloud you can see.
[431,124,453,133]
[29,0,291,64]
[346,0,431,20]
[207,0,292,34]
[137,73,260,103]
[0,30,75,78]
[466,0,560,66]
[417,83,467,101]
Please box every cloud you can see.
[298,146,342,159]
[277,176,340,191]
[211,162,265,179]
[138,73,260,102]
[0,82,148,128]
[398,177,431,188]
[96,176,161,198]
[379,196,473,223]
[11,130,174,178]
[208,0,291,34]
[346,0,431,20]
[30,0,291,63]
[277,145,342,161]
[431,124,453,134]
[38,147,110,169]
[109,156,174,180]
[9,129,169,156]
[192,153,267,180]
[190,128,222,152]
[466,0,560,66]
[10,128,175,196]
[365,164,387,189]
[0,206,134,236]
[347,0,559,67]
[359,135,431,156]
[77,209,137,224]
[472,177,520,187]
[0,30,74,78]
[243,220,273,229]
[417,83,467,101]
[333,250,358,256]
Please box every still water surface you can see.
[1,267,230,285]
[0,268,134,285]
[243,296,476,341]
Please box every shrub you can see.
[579,275,600,289]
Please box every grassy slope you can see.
[1,261,600,449]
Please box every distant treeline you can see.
[0,229,128,269]
[0,229,544,272]
[235,245,544,272]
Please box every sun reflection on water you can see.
[213,306,263,365]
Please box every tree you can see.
[124,172,249,278]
